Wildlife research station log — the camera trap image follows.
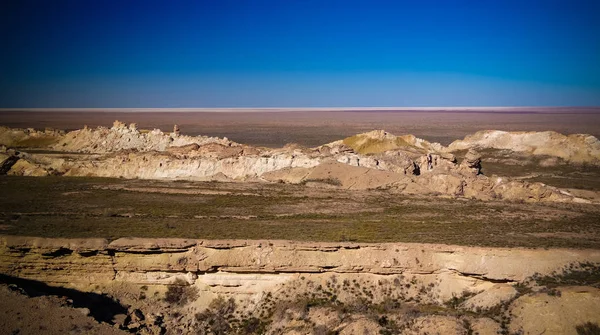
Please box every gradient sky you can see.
[1,0,599,107]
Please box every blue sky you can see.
[1,0,599,107]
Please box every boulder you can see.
[460,149,482,175]
[412,172,466,196]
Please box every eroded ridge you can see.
[2,123,600,204]
[1,236,600,334]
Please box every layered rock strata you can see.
[2,236,600,292]
[2,236,600,334]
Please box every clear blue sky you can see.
[1,0,599,107]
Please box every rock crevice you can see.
[3,236,600,285]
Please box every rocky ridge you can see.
[448,130,600,165]
[1,236,599,334]
[0,125,64,148]
[1,122,599,203]
[52,121,236,153]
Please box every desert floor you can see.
[2,109,600,147]
[2,176,599,248]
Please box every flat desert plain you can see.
[2,107,600,147]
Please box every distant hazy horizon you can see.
[3,108,599,148]
[3,106,600,113]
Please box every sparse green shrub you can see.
[239,317,269,335]
[541,287,562,297]
[373,297,401,314]
[576,322,600,335]
[530,262,600,288]
[300,178,342,186]
[463,319,474,335]
[195,297,237,335]
[444,291,476,310]
[210,296,237,315]
[164,278,198,306]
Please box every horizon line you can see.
[2,106,600,113]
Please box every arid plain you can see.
[1,108,600,335]
[2,107,600,147]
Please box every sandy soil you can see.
[2,109,600,147]
[0,283,126,335]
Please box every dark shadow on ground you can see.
[0,274,127,324]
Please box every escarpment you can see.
[1,122,600,203]
[3,236,600,284]
[2,236,600,334]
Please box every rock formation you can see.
[1,123,599,203]
[447,130,600,165]
[332,129,445,155]
[460,148,482,174]
[0,126,63,148]
[1,236,599,334]
[49,121,234,154]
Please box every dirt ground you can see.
[0,282,126,335]
[2,109,600,147]
[1,176,599,248]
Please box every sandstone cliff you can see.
[1,236,599,334]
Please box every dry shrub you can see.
[164,278,198,306]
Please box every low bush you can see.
[164,278,198,306]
